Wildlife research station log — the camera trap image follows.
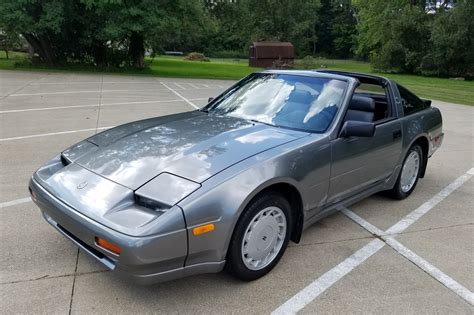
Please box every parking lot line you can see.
[384,237,474,305]
[160,82,199,109]
[189,83,201,89]
[30,81,154,85]
[0,98,209,114]
[0,76,46,100]
[342,209,474,306]
[272,239,385,315]
[273,168,474,314]
[0,126,111,142]
[385,168,474,235]
[8,89,168,97]
[173,83,187,90]
[0,197,31,209]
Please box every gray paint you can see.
[29,70,443,284]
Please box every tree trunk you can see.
[4,50,8,59]
[129,32,145,68]
[22,33,57,65]
[92,42,107,68]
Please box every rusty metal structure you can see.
[249,42,294,68]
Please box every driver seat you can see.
[344,95,375,122]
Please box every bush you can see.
[298,56,317,69]
[205,50,247,59]
[295,56,330,70]
[184,52,210,62]
[272,58,294,69]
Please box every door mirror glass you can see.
[340,120,375,138]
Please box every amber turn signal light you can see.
[95,237,122,255]
[193,223,215,236]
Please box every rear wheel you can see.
[388,144,423,199]
[226,193,292,281]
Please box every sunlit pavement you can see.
[1,70,472,313]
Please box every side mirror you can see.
[208,97,214,103]
[340,120,375,138]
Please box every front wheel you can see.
[388,144,423,199]
[226,193,292,281]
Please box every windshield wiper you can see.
[248,119,278,128]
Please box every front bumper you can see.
[29,177,224,284]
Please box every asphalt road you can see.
[0,70,473,314]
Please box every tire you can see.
[226,192,292,281]
[388,144,423,200]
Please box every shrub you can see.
[184,52,210,62]
[205,50,247,59]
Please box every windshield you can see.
[204,73,348,133]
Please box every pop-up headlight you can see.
[134,173,200,210]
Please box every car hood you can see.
[63,112,308,189]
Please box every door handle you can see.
[393,130,402,139]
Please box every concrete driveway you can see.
[0,70,472,314]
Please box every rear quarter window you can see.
[398,84,426,115]
[355,83,385,95]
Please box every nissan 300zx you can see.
[29,70,443,284]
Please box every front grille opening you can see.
[57,224,105,259]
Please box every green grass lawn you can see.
[147,56,259,79]
[304,59,474,106]
[0,51,472,105]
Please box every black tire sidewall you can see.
[226,192,292,281]
[393,144,423,199]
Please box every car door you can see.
[328,118,402,203]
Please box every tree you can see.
[242,0,321,56]
[0,0,68,65]
[0,0,210,68]
[421,1,474,78]
[82,0,210,68]
[355,0,430,73]
[329,0,358,58]
[0,30,21,59]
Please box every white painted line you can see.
[272,239,385,315]
[0,100,179,114]
[0,198,31,209]
[9,89,165,97]
[274,168,474,314]
[189,83,201,89]
[343,209,474,306]
[0,126,112,142]
[340,207,386,236]
[1,76,46,100]
[160,82,199,109]
[30,81,154,85]
[385,168,474,235]
[344,210,474,306]
[173,82,187,90]
[384,237,474,305]
[0,98,208,114]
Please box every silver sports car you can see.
[29,70,443,284]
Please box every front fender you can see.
[178,134,330,266]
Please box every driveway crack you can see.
[68,248,80,315]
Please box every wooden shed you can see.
[249,42,294,68]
